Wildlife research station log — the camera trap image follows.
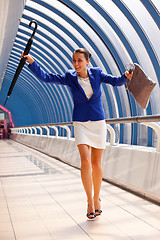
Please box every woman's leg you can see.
[91,147,103,210]
[77,144,95,216]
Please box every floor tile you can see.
[0,140,160,240]
[0,231,15,240]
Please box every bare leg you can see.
[77,144,95,216]
[91,147,103,211]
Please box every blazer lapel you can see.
[71,68,95,100]
[87,68,95,99]
[72,71,87,97]
[87,68,94,90]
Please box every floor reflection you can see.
[8,141,59,176]
[26,155,59,175]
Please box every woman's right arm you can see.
[22,53,69,86]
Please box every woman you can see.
[23,48,132,219]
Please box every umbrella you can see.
[4,20,38,106]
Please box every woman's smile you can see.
[75,66,81,71]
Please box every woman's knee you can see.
[91,148,103,170]
[91,159,102,170]
[81,156,91,168]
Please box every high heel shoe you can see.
[94,198,102,216]
[86,212,96,219]
[95,209,102,216]
[86,204,96,219]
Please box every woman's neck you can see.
[78,69,88,78]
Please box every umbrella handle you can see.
[29,20,38,38]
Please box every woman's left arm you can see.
[101,70,133,87]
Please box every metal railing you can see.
[11,115,160,151]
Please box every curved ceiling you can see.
[0,0,159,146]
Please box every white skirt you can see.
[73,120,106,149]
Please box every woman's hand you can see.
[21,53,34,65]
[125,71,133,80]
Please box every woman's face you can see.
[72,52,90,74]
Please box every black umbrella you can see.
[4,20,38,106]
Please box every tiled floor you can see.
[0,139,160,240]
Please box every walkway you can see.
[0,139,160,240]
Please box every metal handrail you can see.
[105,115,160,124]
[10,115,160,151]
[11,115,160,129]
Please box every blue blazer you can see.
[28,61,126,122]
